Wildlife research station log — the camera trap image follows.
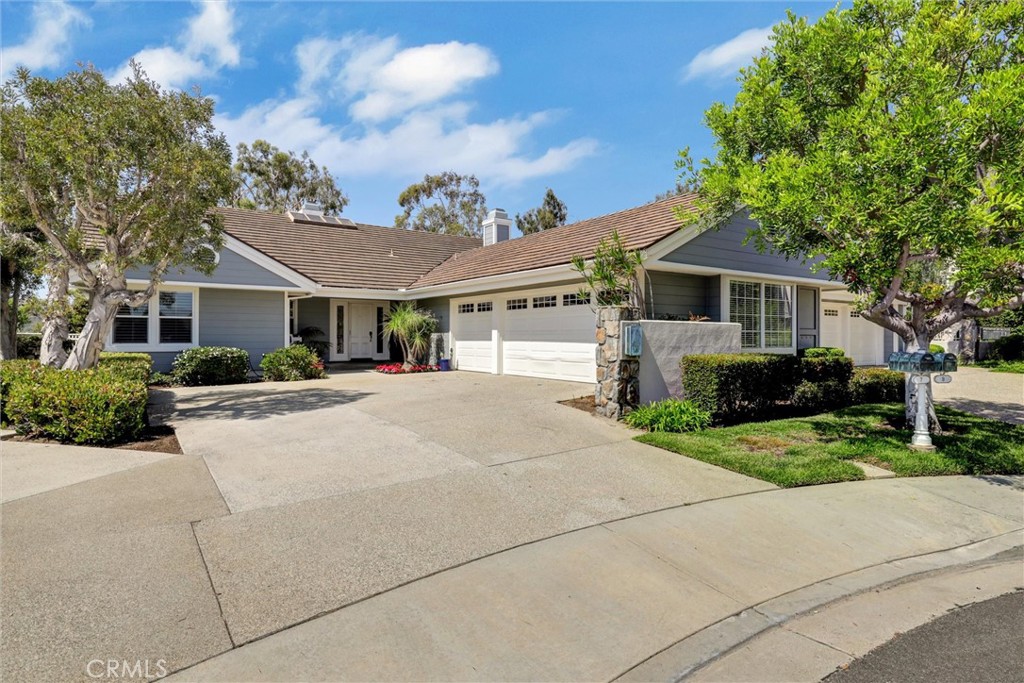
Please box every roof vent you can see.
[287,208,356,228]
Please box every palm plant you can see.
[382,302,437,369]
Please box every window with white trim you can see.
[158,291,194,344]
[563,292,590,306]
[507,298,528,310]
[458,303,475,314]
[729,280,793,349]
[477,301,493,312]
[113,298,149,344]
[532,295,557,308]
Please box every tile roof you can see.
[409,193,700,289]
[215,207,481,290]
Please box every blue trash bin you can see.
[439,358,451,371]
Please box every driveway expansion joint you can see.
[190,520,237,649]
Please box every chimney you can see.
[482,208,511,246]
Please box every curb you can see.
[615,530,1024,683]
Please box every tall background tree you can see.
[395,171,487,237]
[231,139,347,215]
[0,205,43,359]
[515,188,568,235]
[682,0,1023,427]
[0,64,233,369]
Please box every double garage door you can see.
[451,286,596,383]
[821,302,886,366]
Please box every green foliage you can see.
[98,352,152,384]
[231,139,347,215]
[15,334,40,359]
[683,0,1024,350]
[988,333,1024,361]
[624,399,711,433]
[0,359,42,425]
[260,345,327,381]
[1,63,233,369]
[296,326,331,360]
[680,353,801,423]
[172,347,250,386]
[149,371,176,386]
[849,368,906,404]
[570,230,645,311]
[800,356,854,385]
[803,347,845,359]
[792,380,851,413]
[5,365,147,444]
[515,189,568,235]
[395,172,487,237]
[929,344,944,354]
[975,360,1024,374]
[637,404,1023,488]
[383,302,437,366]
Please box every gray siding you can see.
[707,275,722,321]
[199,288,285,367]
[663,211,831,282]
[648,271,711,320]
[417,297,452,335]
[148,352,179,374]
[126,247,297,289]
[296,297,331,337]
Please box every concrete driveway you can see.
[932,366,1024,424]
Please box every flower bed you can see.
[375,363,440,374]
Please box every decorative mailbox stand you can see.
[887,351,958,451]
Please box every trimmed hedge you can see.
[792,380,851,412]
[800,356,854,385]
[850,368,905,404]
[5,366,147,444]
[988,333,1024,361]
[172,346,250,386]
[98,352,152,384]
[0,360,43,426]
[623,399,711,433]
[260,345,326,381]
[680,354,801,423]
[803,347,845,359]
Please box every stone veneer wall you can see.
[595,306,640,419]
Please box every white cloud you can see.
[682,26,772,83]
[1,1,91,79]
[297,34,499,122]
[111,0,240,89]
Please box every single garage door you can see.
[451,288,597,382]
[451,299,494,373]
[502,291,596,382]
[821,303,885,365]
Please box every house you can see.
[114,195,894,378]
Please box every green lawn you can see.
[974,360,1024,374]
[636,404,1024,488]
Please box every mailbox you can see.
[887,351,957,373]
[622,322,643,357]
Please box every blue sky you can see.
[1,1,833,232]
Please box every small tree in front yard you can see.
[0,64,233,369]
[571,230,647,315]
[680,0,1024,429]
[382,302,437,369]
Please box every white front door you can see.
[349,303,376,359]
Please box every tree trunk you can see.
[63,288,117,370]
[39,266,70,367]
[0,260,20,360]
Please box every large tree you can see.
[515,188,568,235]
[395,171,487,237]
[0,213,42,359]
[0,64,233,369]
[682,0,1024,427]
[231,139,347,215]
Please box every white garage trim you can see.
[821,302,886,365]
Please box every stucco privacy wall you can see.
[638,320,741,404]
[662,211,831,282]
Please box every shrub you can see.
[988,333,1024,361]
[15,334,41,359]
[624,399,711,432]
[172,346,250,386]
[800,356,854,385]
[681,353,801,423]
[149,372,176,386]
[5,366,147,444]
[929,343,944,354]
[98,352,152,384]
[792,380,852,413]
[850,368,905,404]
[261,345,326,381]
[803,347,845,359]
[0,360,43,426]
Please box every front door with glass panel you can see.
[329,301,347,361]
[349,303,376,358]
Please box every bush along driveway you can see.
[637,404,1024,488]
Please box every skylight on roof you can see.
[286,210,356,228]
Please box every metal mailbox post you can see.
[887,351,958,451]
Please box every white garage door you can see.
[451,300,494,373]
[502,291,596,382]
[451,288,596,383]
[821,303,885,365]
